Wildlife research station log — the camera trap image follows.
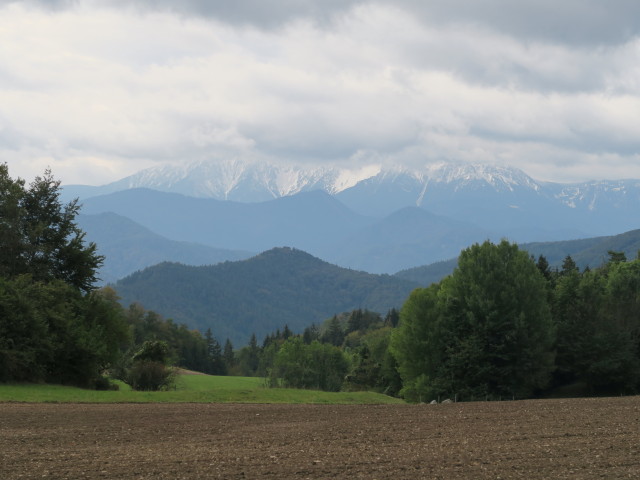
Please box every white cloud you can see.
[1,1,640,185]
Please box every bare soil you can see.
[1,397,639,479]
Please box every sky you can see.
[1,0,640,186]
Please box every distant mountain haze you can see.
[77,212,252,284]
[66,159,640,278]
[65,158,640,237]
[397,229,640,285]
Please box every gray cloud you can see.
[1,0,640,185]
[398,0,640,46]
[9,0,640,45]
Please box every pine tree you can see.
[204,328,226,375]
[223,338,235,371]
[321,315,344,346]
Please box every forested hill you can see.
[113,247,419,346]
[396,228,640,285]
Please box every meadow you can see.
[0,373,404,404]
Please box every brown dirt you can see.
[1,397,639,479]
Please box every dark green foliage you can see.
[0,277,130,386]
[346,309,383,335]
[223,339,235,371]
[0,165,127,387]
[121,303,227,376]
[392,240,556,402]
[302,323,320,344]
[113,247,418,346]
[237,333,261,376]
[132,340,171,364]
[550,255,640,394]
[0,164,103,291]
[384,308,400,328]
[321,316,345,346]
[392,240,640,401]
[344,327,402,395]
[269,338,349,392]
[126,360,176,391]
[120,341,176,391]
[205,328,227,375]
[561,255,579,275]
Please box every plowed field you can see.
[1,397,639,479]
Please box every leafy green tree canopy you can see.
[392,240,556,402]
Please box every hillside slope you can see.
[77,213,252,284]
[80,188,374,255]
[395,229,640,285]
[113,247,419,345]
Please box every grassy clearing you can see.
[0,374,404,404]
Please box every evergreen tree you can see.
[561,255,579,276]
[238,333,260,376]
[321,315,344,346]
[302,323,320,344]
[0,165,103,291]
[223,338,235,370]
[282,324,293,340]
[0,166,127,386]
[536,255,552,281]
[384,308,400,328]
[205,328,227,375]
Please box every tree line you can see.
[0,165,232,389]
[2,165,639,400]
[232,242,640,401]
[392,241,640,401]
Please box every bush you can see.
[93,375,119,391]
[126,360,175,391]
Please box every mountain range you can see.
[77,212,252,284]
[64,158,640,280]
[64,158,640,236]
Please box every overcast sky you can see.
[2,0,640,185]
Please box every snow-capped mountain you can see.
[102,158,382,202]
[66,158,545,202]
[63,158,640,242]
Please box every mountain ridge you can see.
[113,246,419,346]
[63,158,640,238]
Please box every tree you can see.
[552,259,640,394]
[0,164,103,291]
[237,333,260,376]
[270,338,349,391]
[223,338,235,371]
[205,328,227,375]
[0,165,127,386]
[384,308,400,328]
[561,255,579,276]
[302,323,320,344]
[321,315,344,346]
[392,240,556,401]
[390,284,443,402]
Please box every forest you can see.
[1,164,639,399]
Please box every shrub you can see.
[126,360,175,391]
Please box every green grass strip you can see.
[0,374,404,404]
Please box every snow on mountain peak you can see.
[108,158,545,201]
